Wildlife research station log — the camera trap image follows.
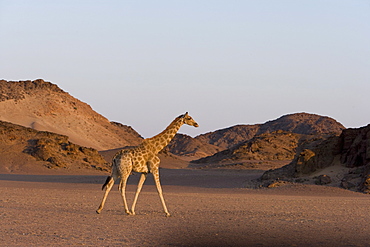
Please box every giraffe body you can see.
[96,112,198,216]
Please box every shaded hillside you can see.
[166,134,220,158]
[261,124,370,193]
[195,125,260,150]
[0,120,109,173]
[171,113,345,159]
[194,131,308,164]
[0,79,142,150]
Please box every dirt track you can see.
[1,169,369,246]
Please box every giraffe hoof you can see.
[96,209,102,214]
[165,213,171,217]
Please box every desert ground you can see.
[1,164,370,247]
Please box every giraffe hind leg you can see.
[130,173,147,215]
[96,176,115,214]
[101,176,112,190]
[119,172,132,215]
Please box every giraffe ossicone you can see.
[96,112,198,216]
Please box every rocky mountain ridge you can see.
[168,112,345,158]
[0,80,345,159]
[0,79,360,182]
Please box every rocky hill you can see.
[196,113,344,149]
[195,125,260,150]
[0,79,142,150]
[170,113,345,159]
[260,124,370,193]
[193,131,313,164]
[0,120,109,173]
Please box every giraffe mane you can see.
[178,112,188,118]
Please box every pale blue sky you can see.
[1,0,369,137]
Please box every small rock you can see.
[315,175,332,185]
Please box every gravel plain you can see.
[1,169,369,246]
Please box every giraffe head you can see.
[180,112,199,127]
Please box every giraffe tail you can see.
[101,176,113,190]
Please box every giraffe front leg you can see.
[152,169,170,217]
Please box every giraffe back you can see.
[112,144,156,175]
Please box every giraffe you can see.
[96,112,198,216]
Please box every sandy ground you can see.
[1,168,370,247]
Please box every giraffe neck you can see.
[145,117,184,154]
